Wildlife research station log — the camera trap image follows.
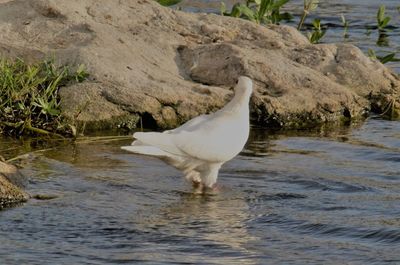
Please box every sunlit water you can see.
[178,0,400,72]
[0,117,399,264]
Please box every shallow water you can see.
[178,0,400,72]
[0,117,399,264]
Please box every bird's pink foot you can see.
[209,183,222,193]
[192,181,223,194]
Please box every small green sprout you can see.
[377,5,391,31]
[367,49,400,64]
[298,0,319,30]
[156,0,182,6]
[222,0,292,25]
[341,14,349,38]
[307,18,326,44]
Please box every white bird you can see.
[121,76,253,192]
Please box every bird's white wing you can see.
[168,114,209,133]
[122,115,211,158]
[172,114,249,162]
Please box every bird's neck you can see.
[223,91,251,114]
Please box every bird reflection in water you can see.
[136,191,259,264]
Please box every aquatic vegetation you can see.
[0,58,88,136]
[222,0,324,44]
[156,0,182,6]
[221,0,293,25]
[377,5,391,31]
[376,33,389,47]
[297,0,319,30]
[367,49,400,64]
[341,14,349,38]
[307,19,326,44]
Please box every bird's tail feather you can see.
[133,132,184,156]
[121,145,171,157]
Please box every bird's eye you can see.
[235,79,239,84]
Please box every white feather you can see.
[121,76,253,189]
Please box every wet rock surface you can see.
[0,160,29,209]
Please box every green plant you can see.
[307,18,325,44]
[297,0,319,30]
[222,0,292,25]
[367,49,400,64]
[367,49,377,59]
[341,14,349,38]
[75,64,89,82]
[377,5,391,30]
[0,58,88,136]
[156,0,182,6]
[376,32,389,47]
[220,2,227,16]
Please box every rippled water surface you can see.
[1,118,399,264]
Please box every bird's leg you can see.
[200,182,224,194]
[185,170,201,184]
[191,181,221,194]
[192,180,204,194]
[199,162,222,190]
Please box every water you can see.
[178,0,400,72]
[0,117,399,264]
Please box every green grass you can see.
[221,0,292,25]
[341,14,349,38]
[377,5,391,31]
[0,58,88,137]
[297,0,319,30]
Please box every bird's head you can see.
[234,76,253,98]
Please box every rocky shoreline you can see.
[0,0,399,132]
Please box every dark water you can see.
[1,117,399,264]
[178,0,400,72]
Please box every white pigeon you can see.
[121,76,253,192]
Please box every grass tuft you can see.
[0,58,89,137]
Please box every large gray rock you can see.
[0,0,398,130]
[0,160,29,208]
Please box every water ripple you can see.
[253,214,400,244]
[1,118,400,264]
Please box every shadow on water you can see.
[0,118,400,264]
